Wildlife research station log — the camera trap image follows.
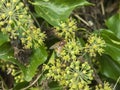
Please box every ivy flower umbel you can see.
[55,19,77,40]
[43,59,93,90]
[21,26,46,48]
[84,34,106,57]
[63,61,93,90]
[43,58,67,85]
[59,39,82,61]
[0,0,29,32]
[0,0,46,48]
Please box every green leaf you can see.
[48,81,63,90]
[24,46,47,81]
[98,13,120,80]
[0,42,26,72]
[33,0,91,26]
[0,32,9,46]
[98,55,120,81]
[29,87,40,90]
[100,30,120,65]
[0,43,48,82]
[0,42,18,63]
[13,81,29,90]
[106,13,120,39]
[98,29,120,81]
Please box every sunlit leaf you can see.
[100,30,120,65]
[106,13,120,39]
[97,29,120,81]
[0,42,26,72]
[0,32,9,46]
[0,42,19,64]
[0,41,47,82]
[33,0,91,26]
[98,55,120,81]
[13,81,29,90]
[48,81,63,90]
[24,46,47,81]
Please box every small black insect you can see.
[14,47,32,65]
[11,39,32,65]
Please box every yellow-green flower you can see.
[44,57,93,90]
[59,39,82,61]
[55,19,77,40]
[0,0,46,49]
[84,34,106,57]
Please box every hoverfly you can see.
[50,40,66,55]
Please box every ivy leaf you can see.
[0,43,47,82]
[0,42,14,60]
[33,0,91,26]
[98,54,120,81]
[98,29,120,81]
[13,81,29,90]
[0,42,26,70]
[106,13,120,39]
[24,46,47,81]
[98,13,120,81]
[0,32,9,46]
[48,81,63,90]
[100,30,120,65]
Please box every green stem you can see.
[113,76,120,90]
[21,71,43,90]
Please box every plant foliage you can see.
[33,0,91,26]
[0,0,120,89]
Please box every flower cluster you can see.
[44,18,107,89]
[59,39,82,61]
[44,59,63,81]
[0,0,46,48]
[55,19,77,40]
[6,63,24,83]
[0,0,29,35]
[44,59,93,90]
[53,18,82,59]
[95,82,112,90]
[84,34,106,57]
[21,26,46,48]
[63,61,93,90]
[43,19,94,89]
